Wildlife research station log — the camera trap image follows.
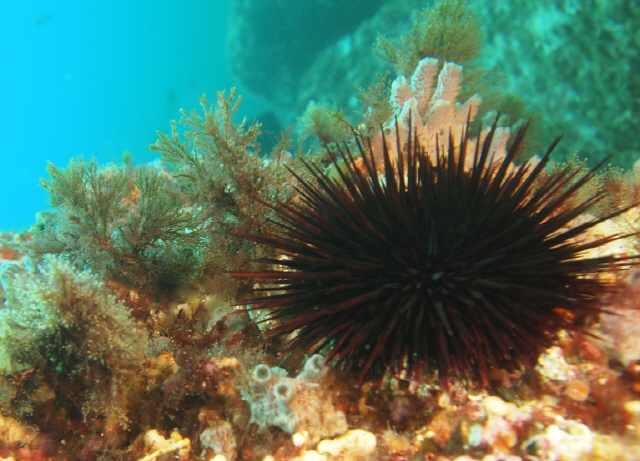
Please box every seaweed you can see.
[297,101,351,146]
[28,89,304,299]
[356,72,394,133]
[0,257,147,437]
[30,158,201,293]
[374,0,482,77]
[150,89,303,298]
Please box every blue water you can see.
[0,1,271,232]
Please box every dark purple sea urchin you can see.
[232,121,636,386]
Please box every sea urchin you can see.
[232,121,636,386]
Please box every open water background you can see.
[0,0,275,231]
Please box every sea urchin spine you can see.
[231,121,636,386]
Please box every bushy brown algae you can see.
[150,89,305,299]
[29,89,304,301]
[355,72,394,134]
[30,158,200,294]
[297,101,351,147]
[374,0,482,77]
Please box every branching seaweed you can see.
[31,159,201,292]
[29,89,304,299]
[152,89,303,296]
[356,72,393,133]
[374,0,482,77]
[297,101,351,146]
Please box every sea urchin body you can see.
[232,121,635,386]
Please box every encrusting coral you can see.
[140,429,191,461]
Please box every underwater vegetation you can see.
[29,90,302,300]
[297,101,352,147]
[33,158,201,292]
[2,1,640,460]
[374,0,482,77]
[0,257,146,434]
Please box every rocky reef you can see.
[228,0,640,169]
[1,1,640,460]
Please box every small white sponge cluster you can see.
[242,355,348,443]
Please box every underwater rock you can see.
[472,0,640,168]
[316,429,377,460]
[227,0,387,107]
